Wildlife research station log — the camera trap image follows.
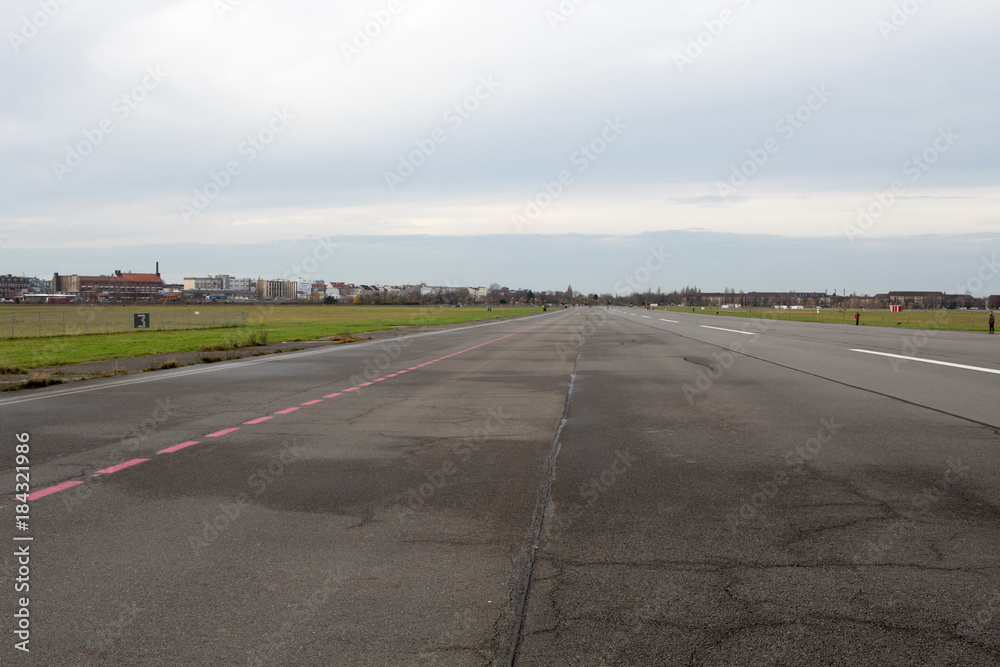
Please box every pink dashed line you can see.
[407,367,419,370]
[301,399,323,406]
[359,382,374,387]
[27,480,84,501]
[386,373,399,377]
[275,407,300,415]
[324,392,343,398]
[343,387,359,392]
[244,416,274,425]
[373,378,386,382]
[158,440,201,453]
[95,459,149,474]
[206,427,241,438]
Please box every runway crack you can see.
[493,339,581,666]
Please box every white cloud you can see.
[1,0,998,248]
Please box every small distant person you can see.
[855,311,860,325]
[990,311,995,334]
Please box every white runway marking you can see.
[700,325,757,336]
[641,315,652,319]
[850,349,1000,375]
[660,319,678,323]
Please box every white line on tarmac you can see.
[850,349,1000,375]
[700,325,757,336]
[660,319,678,323]
[641,315,652,319]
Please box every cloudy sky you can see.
[1,0,998,294]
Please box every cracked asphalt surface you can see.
[1,308,998,665]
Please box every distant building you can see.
[329,283,363,299]
[685,291,831,308]
[255,279,298,300]
[0,275,29,300]
[885,291,945,309]
[52,267,164,301]
[942,293,977,309]
[297,280,311,300]
[26,277,51,293]
[183,275,254,292]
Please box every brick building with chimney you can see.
[53,264,165,301]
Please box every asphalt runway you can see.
[1,308,998,665]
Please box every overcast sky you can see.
[2,1,998,293]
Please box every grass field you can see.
[662,306,994,331]
[0,304,543,371]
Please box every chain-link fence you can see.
[0,308,246,339]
